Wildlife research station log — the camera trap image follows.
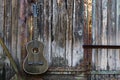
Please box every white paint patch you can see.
[72,47,83,67]
[52,41,65,57]
[4,57,10,66]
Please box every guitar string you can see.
[33,2,38,65]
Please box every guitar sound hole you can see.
[32,47,39,54]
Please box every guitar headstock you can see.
[32,3,38,17]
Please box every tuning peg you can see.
[37,9,39,14]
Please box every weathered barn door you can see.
[88,0,120,79]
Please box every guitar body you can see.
[23,40,48,74]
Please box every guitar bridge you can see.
[28,62,44,65]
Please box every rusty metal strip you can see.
[83,45,120,49]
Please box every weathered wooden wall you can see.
[1,0,120,80]
[0,0,86,80]
[91,0,120,79]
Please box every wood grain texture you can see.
[116,0,120,70]
[4,0,15,79]
[66,0,73,67]
[92,0,119,71]
[3,0,120,79]
[0,0,5,79]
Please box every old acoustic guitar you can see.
[23,2,48,74]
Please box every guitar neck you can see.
[33,3,38,40]
[33,17,38,40]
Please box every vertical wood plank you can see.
[83,0,88,70]
[97,0,102,70]
[20,0,28,73]
[66,0,72,67]
[48,0,52,64]
[4,2,12,79]
[58,0,67,67]
[4,0,12,50]
[11,0,19,64]
[87,0,92,71]
[4,0,16,79]
[43,0,48,62]
[66,0,73,67]
[0,0,4,37]
[72,0,84,67]
[92,0,98,70]
[107,0,116,70]
[116,0,120,70]
[107,0,112,70]
[43,0,52,64]
[17,0,21,65]
[0,1,5,79]
[4,0,12,67]
[100,0,108,70]
[52,0,59,67]
[84,0,92,74]
[0,0,4,59]
[92,0,96,70]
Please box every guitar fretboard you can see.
[33,3,38,40]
